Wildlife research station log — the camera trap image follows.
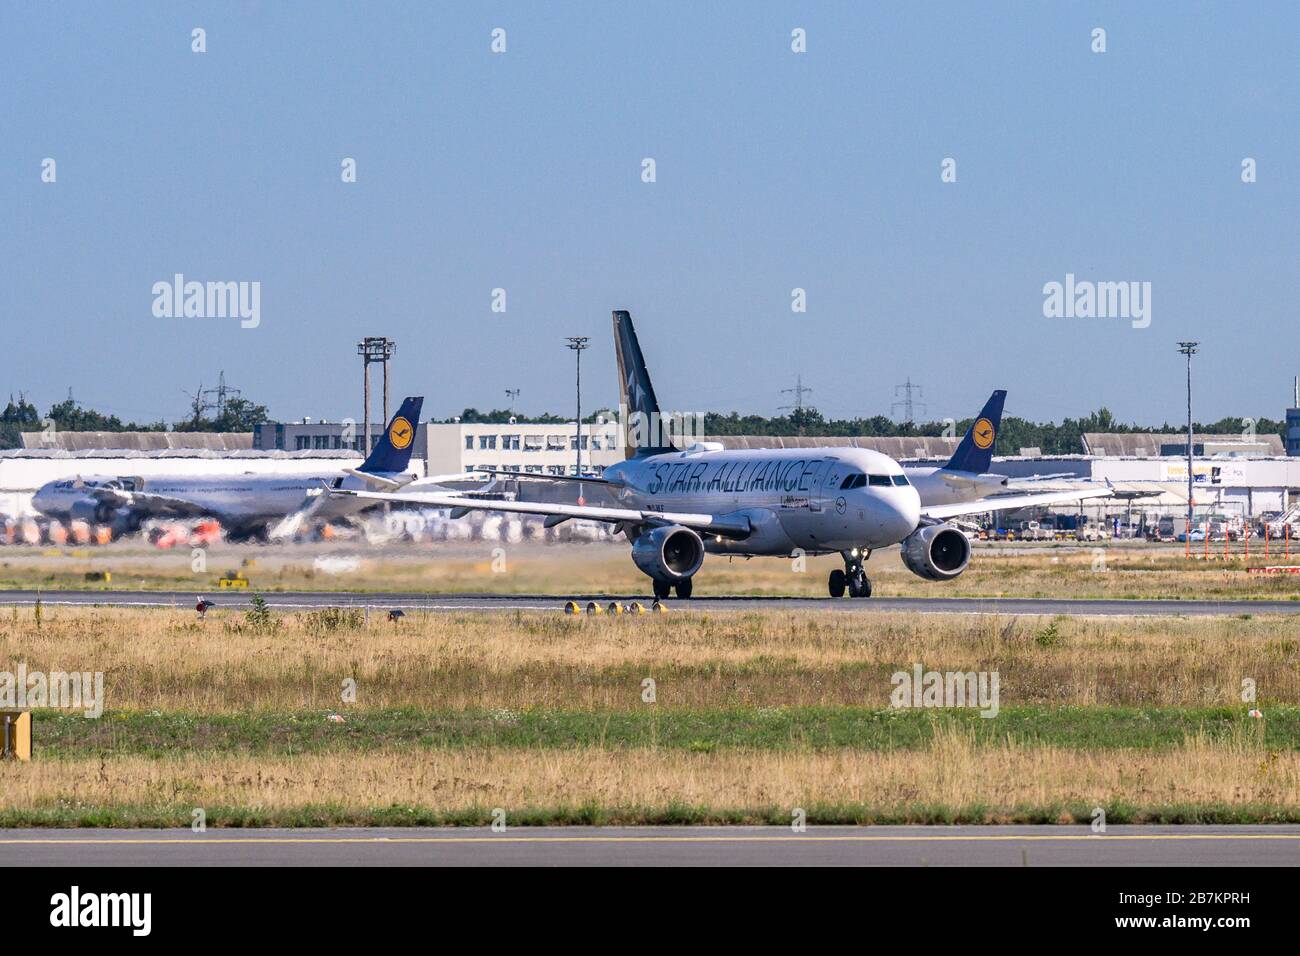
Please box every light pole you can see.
[565,337,590,476]
[357,337,395,452]
[1177,341,1199,533]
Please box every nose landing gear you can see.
[829,550,872,598]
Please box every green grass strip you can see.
[30,704,1300,757]
[5,800,1300,828]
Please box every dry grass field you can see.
[2,603,1299,825]
[4,539,1300,601]
[3,725,1297,827]
[3,605,1300,711]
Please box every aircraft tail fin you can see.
[359,396,424,474]
[612,310,677,459]
[943,389,1006,474]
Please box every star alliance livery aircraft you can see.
[336,313,1111,599]
[33,397,433,541]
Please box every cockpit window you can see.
[840,473,864,489]
[891,475,910,486]
[868,474,891,487]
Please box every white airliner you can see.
[334,312,1111,598]
[31,397,447,541]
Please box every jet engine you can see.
[631,525,705,582]
[900,523,970,581]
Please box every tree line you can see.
[444,405,1286,457]
[1,395,269,448]
[3,396,1284,456]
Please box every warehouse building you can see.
[1079,432,1284,457]
[424,421,622,477]
[253,418,622,478]
[984,454,1300,521]
[251,419,430,463]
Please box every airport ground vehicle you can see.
[1261,506,1300,540]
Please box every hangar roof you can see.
[19,431,254,452]
[704,435,960,459]
[1082,433,1284,456]
[2,448,357,461]
[18,431,253,455]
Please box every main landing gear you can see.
[829,549,872,598]
[653,578,693,600]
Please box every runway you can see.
[2,825,1297,866]
[0,588,1297,616]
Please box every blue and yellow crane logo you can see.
[388,416,414,450]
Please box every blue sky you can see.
[2,2,1295,427]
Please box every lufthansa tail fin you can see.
[943,390,1006,474]
[612,310,677,459]
[359,396,424,474]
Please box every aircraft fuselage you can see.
[31,471,396,532]
[603,446,921,555]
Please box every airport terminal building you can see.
[423,421,622,477]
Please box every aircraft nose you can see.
[881,486,921,543]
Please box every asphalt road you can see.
[2,826,1297,866]
[0,588,1296,616]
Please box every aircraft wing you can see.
[87,487,215,520]
[331,488,752,538]
[344,469,480,491]
[471,468,624,487]
[921,487,1114,521]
